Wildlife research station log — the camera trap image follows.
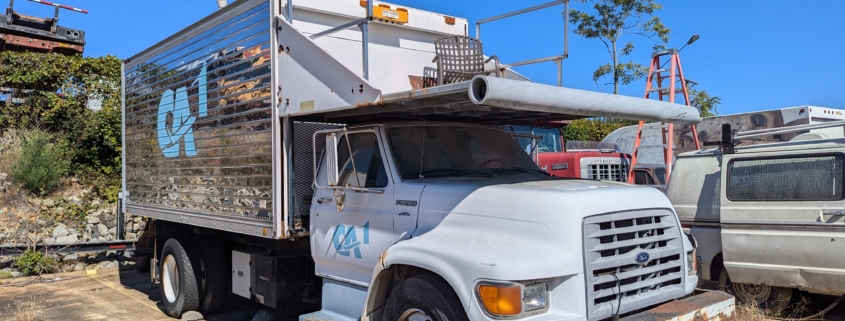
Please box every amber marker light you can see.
[478,284,522,316]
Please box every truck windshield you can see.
[507,126,563,153]
[387,125,545,179]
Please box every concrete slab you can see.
[0,266,288,321]
[0,267,169,320]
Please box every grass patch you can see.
[0,270,13,279]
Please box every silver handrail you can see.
[734,120,845,140]
[286,0,373,80]
[476,0,569,86]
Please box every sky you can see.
[16,0,844,115]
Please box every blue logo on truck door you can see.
[157,62,208,157]
[332,222,370,259]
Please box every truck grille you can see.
[583,209,685,321]
[585,164,628,182]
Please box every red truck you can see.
[505,124,631,182]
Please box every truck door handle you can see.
[317,197,333,204]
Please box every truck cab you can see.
[313,121,700,320]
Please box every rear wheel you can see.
[719,269,792,314]
[384,274,468,321]
[193,236,229,314]
[159,238,202,318]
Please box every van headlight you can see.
[687,249,697,273]
[476,280,549,317]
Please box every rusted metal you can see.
[621,290,735,321]
[1,33,83,53]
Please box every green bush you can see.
[10,131,70,196]
[0,52,122,201]
[12,249,57,276]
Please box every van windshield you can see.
[387,125,545,180]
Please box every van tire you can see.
[719,269,792,314]
[159,238,202,318]
[194,236,229,314]
[384,274,468,321]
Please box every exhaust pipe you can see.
[469,76,701,124]
[217,0,227,9]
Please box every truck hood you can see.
[414,175,673,233]
[403,175,677,280]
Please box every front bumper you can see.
[621,290,735,321]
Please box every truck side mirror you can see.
[325,133,339,186]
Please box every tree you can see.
[687,84,721,117]
[562,118,637,142]
[569,0,671,94]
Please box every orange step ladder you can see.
[628,49,701,184]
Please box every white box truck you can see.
[121,0,734,320]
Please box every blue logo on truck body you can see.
[157,62,208,157]
[332,222,370,259]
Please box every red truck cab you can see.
[505,125,631,182]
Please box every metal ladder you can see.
[627,49,701,184]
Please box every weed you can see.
[12,249,56,276]
[4,296,44,321]
[0,270,12,279]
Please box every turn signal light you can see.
[478,284,522,315]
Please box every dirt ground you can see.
[0,266,278,321]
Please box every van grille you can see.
[583,209,685,321]
[586,164,628,182]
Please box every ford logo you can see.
[635,252,650,264]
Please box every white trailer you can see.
[121,0,733,320]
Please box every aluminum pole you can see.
[286,0,292,23]
[361,0,372,80]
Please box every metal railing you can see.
[286,0,374,80]
[476,0,569,86]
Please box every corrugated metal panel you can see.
[123,0,275,236]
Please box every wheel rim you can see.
[162,254,179,303]
[398,309,432,321]
[733,282,772,304]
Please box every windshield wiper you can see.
[490,167,550,176]
[418,168,493,178]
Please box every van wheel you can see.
[719,269,792,314]
[159,238,202,318]
[194,236,229,314]
[384,274,468,321]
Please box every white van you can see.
[668,123,845,313]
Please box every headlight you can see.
[687,250,697,273]
[523,283,547,312]
[477,281,549,318]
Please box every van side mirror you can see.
[325,133,339,186]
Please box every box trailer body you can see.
[121,0,733,320]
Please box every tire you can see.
[159,238,202,318]
[384,274,468,321]
[719,268,792,314]
[135,225,152,272]
[193,236,229,314]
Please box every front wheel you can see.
[719,268,792,314]
[384,274,468,321]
